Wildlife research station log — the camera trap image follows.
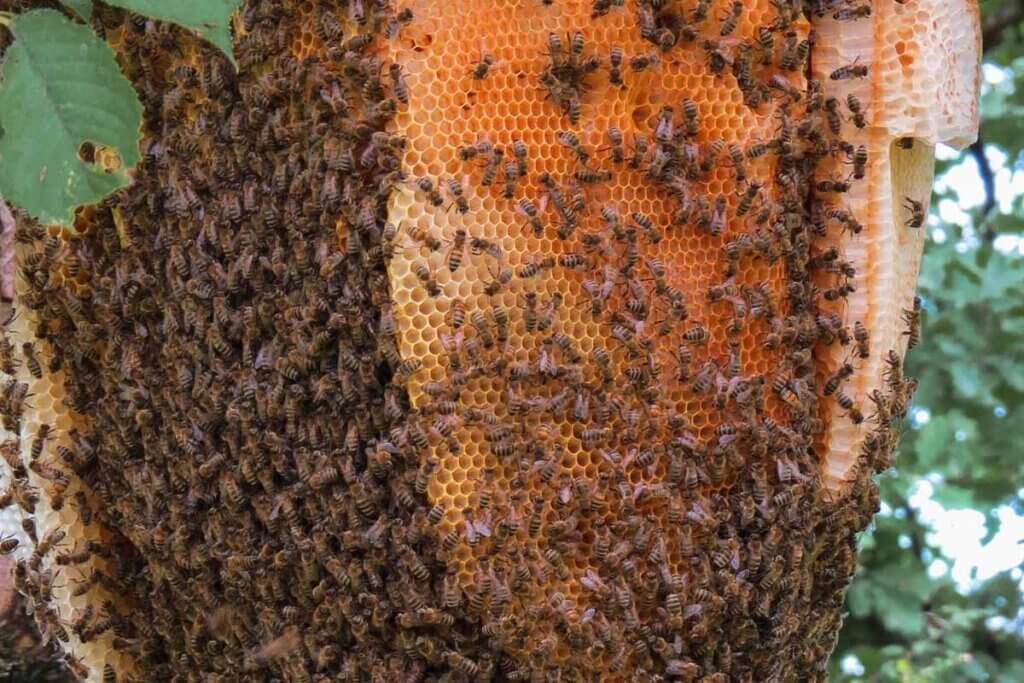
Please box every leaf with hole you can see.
[0,9,143,227]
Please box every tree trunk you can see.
[0,1,979,681]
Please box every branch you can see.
[982,0,1024,54]
[968,134,998,242]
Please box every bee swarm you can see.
[0,0,978,682]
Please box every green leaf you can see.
[915,416,952,467]
[0,9,143,227]
[950,363,985,401]
[103,0,241,66]
[61,0,92,21]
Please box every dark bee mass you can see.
[0,0,922,681]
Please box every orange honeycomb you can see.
[386,0,807,665]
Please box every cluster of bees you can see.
[0,576,77,683]
[0,0,923,681]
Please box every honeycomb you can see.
[812,0,981,485]
[0,0,979,681]
[1,259,139,682]
[388,0,797,617]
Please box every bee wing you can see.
[579,569,601,592]
[557,485,572,506]
[683,604,703,620]
[598,448,620,466]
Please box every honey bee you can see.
[675,96,700,137]
[516,197,545,237]
[835,4,872,20]
[629,52,660,72]
[29,423,51,461]
[442,176,470,214]
[459,138,493,161]
[483,265,513,296]
[574,168,613,184]
[517,256,555,279]
[850,144,868,179]
[769,73,803,101]
[446,651,480,677]
[836,391,865,424]
[853,321,870,359]
[709,195,728,236]
[558,130,590,163]
[469,310,493,348]
[415,176,444,207]
[778,29,799,70]
[629,132,649,169]
[567,29,587,64]
[719,1,742,36]
[824,362,855,396]
[21,517,37,543]
[566,95,582,124]
[0,337,17,376]
[502,159,521,199]
[904,196,925,228]
[682,325,709,345]
[817,176,851,193]
[447,228,467,272]
[702,39,727,75]
[830,59,869,80]
[0,535,18,555]
[756,25,775,64]
[33,527,66,563]
[609,46,624,86]
[824,97,843,135]
[471,52,496,80]
[388,63,409,105]
[591,0,624,17]
[512,138,529,175]
[902,296,922,349]
[385,6,414,39]
[74,491,93,525]
[846,93,867,128]
[407,224,442,252]
[21,342,42,379]
[736,181,763,217]
[897,137,915,149]
[692,0,711,22]
[604,126,625,164]
[481,146,503,187]
[413,263,441,297]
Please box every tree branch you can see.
[969,133,999,242]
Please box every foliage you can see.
[0,1,240,227]
[0,9,141,225]
[832,0,1024,679]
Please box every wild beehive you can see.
[0,0,978,681]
